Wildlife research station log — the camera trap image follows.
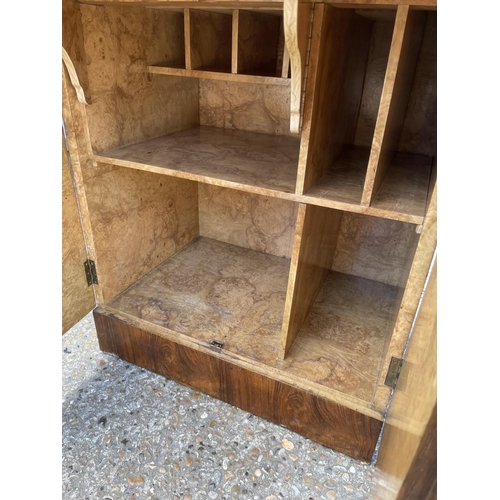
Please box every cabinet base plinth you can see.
[94,307,382,462]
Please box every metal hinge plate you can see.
[84,259,98,286]
[384,357,403,389]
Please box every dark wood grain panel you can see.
[222,362,382,461]
[94,308,382,461]
[94,308,224,400]
[237,10,281,76]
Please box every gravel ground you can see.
[62,311,375,500]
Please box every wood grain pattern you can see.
[372,184,436,411]
[397,11,436,157]
[199,184,298,258]
[75,0,436,6]
[284,0,312,132]
[62,0,90,102]
[369,151,433,219]
[107,237,290,363]
[94,307,382,461]
[279,204,342,359]
[85,166,199,303]
[95,126,300,195]
[361,7,426,206]
[105,236,392,416]
[302,146,370,205]
[184,8,192,69]
[62,132,95,334]
[332,212,420,287]
[148,65,291,85]
[189,9,232,71]
[395,404,437,500]
[62,64,105,305]
[231,9,239,73]
[375,259,436,490]
[289,271,401,402]
[79,3,199,152]
[297,5,372,194]
[199,80,292,135]
[353,16,395,148]
[237,10,281,76]
[200,74,290,127]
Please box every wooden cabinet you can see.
[62,0,437,469]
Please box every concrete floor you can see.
[62,311,375,500]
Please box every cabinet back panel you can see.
[87,166,199,303]
[80,4,199,152]
[199,184,298,258]
[199,79,292,135]
[237,10,282,76]
[397,11,436,157]
[332,212,420,287]
[353,18,395,149]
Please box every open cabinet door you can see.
[62,126,95,334]
[371,254,437,499]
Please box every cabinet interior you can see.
[63,0,437,456]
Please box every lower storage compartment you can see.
[94,307,383,462]
[106,236,291,363]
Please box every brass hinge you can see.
[384,357,403,389]
[84,259,98,286]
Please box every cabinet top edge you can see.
[75,0,437,9]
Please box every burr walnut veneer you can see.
[62,0,437,472]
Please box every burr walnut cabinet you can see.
[62,0,437,482]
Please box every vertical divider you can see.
[296,5,372,195]
[361,6,426,207]
[278,203,343,360]
[231,10,239,74]
[184,8,192,70]
[284,0,313,133]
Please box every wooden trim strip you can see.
[231,9,239,73]
[62,48,88,105]
[184,8,192,70]
[148,65,290,85]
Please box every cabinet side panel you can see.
[80,4,199,152]
[198,184,298,258]
[372,185,436,411]
[199,79,291,136]
[62,133,95,333]
[62,0,90,101]
[85,167,199,303]
[375,260,436,490]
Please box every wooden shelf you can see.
[94,125,300,198]
[288,271,401,404]
[149,65,290,86]
[302,146,369,206]
[107,236,291,363]
[370,152,433,219]
[302,147,433,220]
[105,236,398,416]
